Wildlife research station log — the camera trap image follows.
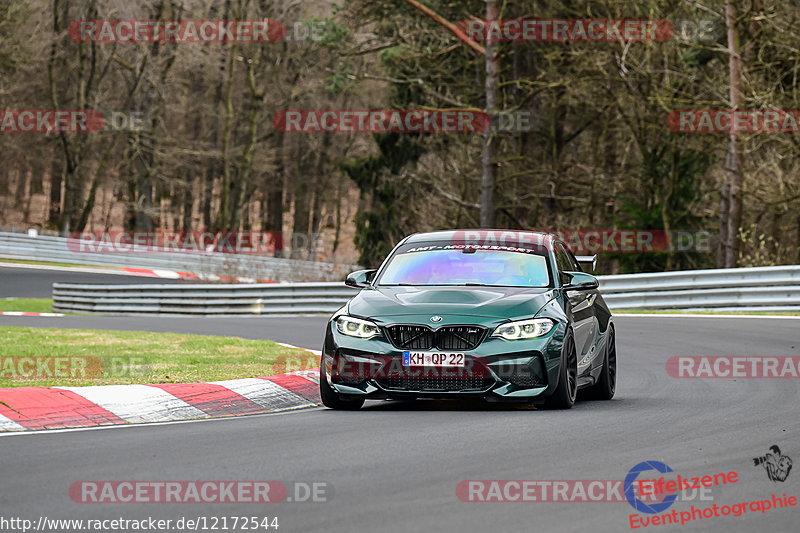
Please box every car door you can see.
[555,242,595,359]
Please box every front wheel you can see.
[319,363,365,410]
[542,331,577,410]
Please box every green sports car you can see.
[320,230,616,410]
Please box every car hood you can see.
[347,286,556,321]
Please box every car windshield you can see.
[377,246,551,287]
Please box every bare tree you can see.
[722,0,744,267]
[480,0,498,228]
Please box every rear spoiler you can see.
[576,255,597,272]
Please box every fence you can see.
[0,231,358,282]
[51,265,800,316]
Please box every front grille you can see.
[436,326,487,350]
[377,375,493,392]
[386,325,434,350]
[386,325,487,351]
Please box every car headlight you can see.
[335,316,381,339]
[492,318,554,340]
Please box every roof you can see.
[403,229,554,249]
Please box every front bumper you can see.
[322,316,567,401]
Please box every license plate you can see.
[402,351,465,367]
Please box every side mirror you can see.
[562,271,599,291]
[345,269,376,289]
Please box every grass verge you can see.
[0,326,318,388]
[0,298,54,314]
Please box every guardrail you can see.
[0,232,358,282]
[52,282,357,315]
[51,265,800,315]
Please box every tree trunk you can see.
[724,0,744,268]
[480,0,498,228]
[717,181,730,267]
[76,134,122,231]
[134,158,154,231]
[14,166,27,206]
[796,213,800,265]
[332,170,342,255]
[263,131,285,257]
[182,167,195,232]
[30,160,44,195]
[230,63,262,232]
[202,170,214,231]
[291,137,311,260]
[131,100,155,232]
[0,165,9,196]
[215,40,238,231]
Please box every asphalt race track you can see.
[0,264,182,298]
[1,315,799,532]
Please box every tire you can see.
[542,331,577,410]
[319,363,365,410]
[585,326,616,401]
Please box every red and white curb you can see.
[0,370,321,432]
[119,267,197,280]
[0,261,192,280]
[0,312,64,317]
[0,261,272,283]
[120,267,275,283]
